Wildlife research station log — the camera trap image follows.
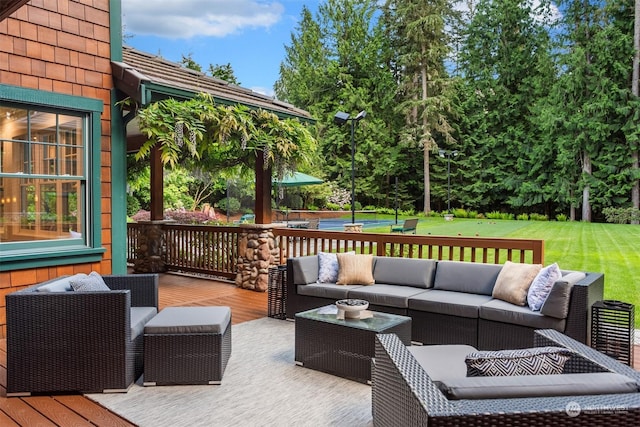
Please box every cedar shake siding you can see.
[0,0,114,338]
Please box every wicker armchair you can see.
[372,329,640,426]
[6,274,158,396]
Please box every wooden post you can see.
[150,145,164,221]
[255,151,272,224]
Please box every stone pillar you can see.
[343,223,363,232]
[133,220,173,273]
[235,223,281,291]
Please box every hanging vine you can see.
[133,93,316,179]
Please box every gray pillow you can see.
[540,280,574,319]
[465,346,573,377]
[70,271,110,292]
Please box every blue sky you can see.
[121,1,320,97]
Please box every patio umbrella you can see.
[273,171,323,187]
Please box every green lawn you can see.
[366,216,640,328]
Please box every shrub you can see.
[500,212,514,220]
[603,207,640,224]
[127,194,140,217]
[529,213,548,221]
[217,197,241,214]
[485,211,502,219]
[326,202,341,211]
[517,213,529,221]
[453,208,469,218]
[555,213,568,222]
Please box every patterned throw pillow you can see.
[70,271,110,292]
[318,252,339,283]
[465,346,573,377]
[527,263,563,311]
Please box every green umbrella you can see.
[274,172,323,187]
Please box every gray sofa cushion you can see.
[408,344,477,383]
[479,298,566,330]
[131,306,158,339]
[298,283,362,300]
[433,261,502,296]
[440,372,639,400]
[348,284,426,308]
[291,256,319,284]
[408,289,493,318]
[35,276,73,292]
[373,257,436,288]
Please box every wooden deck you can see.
[0,273,267,426]
[0,272,638,426]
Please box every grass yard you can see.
[365,216,640,328]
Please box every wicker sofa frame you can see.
[372,329,640,426]
[286,257,604,350]
[6,274,159,396]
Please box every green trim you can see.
[141,82,314,122]
[0,84,105,268]
[0,248,106,272]
[109,0,123,62]
[110,89,128,274]
[0,84,102,112]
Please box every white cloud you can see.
[122,0,285,39]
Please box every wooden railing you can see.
[127,223,544,279]
[273,228,544,265]
[127,223,240,279]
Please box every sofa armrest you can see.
[563,272,603,344]
[534,329,640,383]
[103,274,158,309]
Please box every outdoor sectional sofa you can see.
[372,329,640,426]
[6,273,159,395]
[286,255,604,350]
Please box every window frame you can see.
[0,84,105,271]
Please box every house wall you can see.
[0,0,114,338]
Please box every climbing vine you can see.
[133,93,316,180]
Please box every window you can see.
[0,85,104,270]
[1,107,85,241]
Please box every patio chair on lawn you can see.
[390,218,418,234]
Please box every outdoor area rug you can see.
[87,317,373,426]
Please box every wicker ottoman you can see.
[143,306,232,386]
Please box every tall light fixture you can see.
[334,110,366,224]
[439,149,458,213]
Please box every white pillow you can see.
[317,251,353,283]
[527,263,562,311]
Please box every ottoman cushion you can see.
[145,306,231,334]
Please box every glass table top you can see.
[296,304,411,332]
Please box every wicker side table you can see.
[143,306,232,386]
[591,300,635,366]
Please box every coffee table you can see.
[294,305,411,383]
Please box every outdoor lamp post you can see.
[334,110,366,224]
[439,149,458,213]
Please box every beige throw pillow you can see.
[492,261,542,306]
[336,253,375,285]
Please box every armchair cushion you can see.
[70,272,110,292]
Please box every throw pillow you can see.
[492,261,542,306]
[465,346,573,377]
[527,263,562,311]
[70,271,110,292]
[336,253,375,285]
[318,251,354,283]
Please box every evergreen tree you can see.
[383,0,456,214]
